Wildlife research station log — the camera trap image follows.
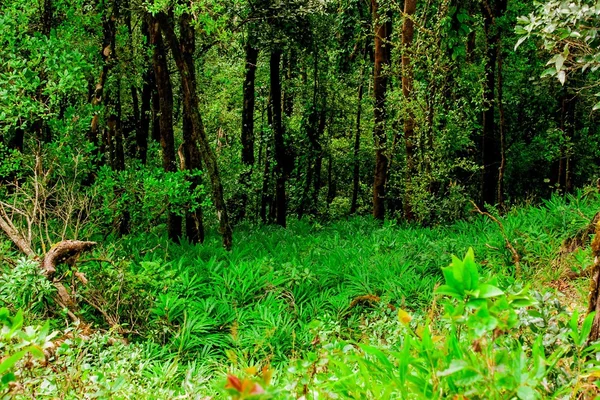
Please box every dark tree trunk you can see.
[236,36,259,221]
[555,87,577,193]
[149,16,182,242]
[283,49,296,117]
[298,49,324,219]
[497,41,506,207]
[179,13,205,244]
[481,0,507,207]
[312,109,326,211]
[351,51,367,214]
[260,97,274,224]
[402,0,417,221]
[158,14,233,249]
[241,40,259,167]
[138,21,153,164]
[372,0,392,220]
[90,4,117,167]
[270,49,287,227]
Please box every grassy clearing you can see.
[1,190,599,398]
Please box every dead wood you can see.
[562,212,600,255]
[471,201,521,277]
[587,220,600,343]
[42,240,97,276]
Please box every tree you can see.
[372,0,392,220]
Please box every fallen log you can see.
[0,213,96,322]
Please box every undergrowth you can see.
[0,190,599,398]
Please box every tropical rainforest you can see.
[1,0,600,398]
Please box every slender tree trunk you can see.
[372,0,392,220]
[138,21,152,164]
[261,97,273,224]
[312,109,326,212]
[481,0,507,207]
[351,49,367,214]
[283,49,296,117]
[402,0,417,220]
[237,36,259,220]
[158,14,233,249]
[149,16,182,242]
[179,14,205,243]
[270,49,287,227]
[497,41,506,207]
[90,4,117,167]
[242,40,259,167]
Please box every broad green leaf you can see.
[476,284,504,298]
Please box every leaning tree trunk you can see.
[402,0,417,221]
[149,15,182,242]
[372,0,392,220]
[157,14,233,250]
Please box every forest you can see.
[1,0,600,397]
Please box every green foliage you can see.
[517,0,600,108]
[0,308,56,394]
[0,259,55,314]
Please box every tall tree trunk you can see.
[157,14,233,249]
[260,97,274,224]
[270,49,287,227]
[298,49,324,219]
[351,49,367,214]
[138,20,153,164]
[283,49,297,117]
[179,13,205,244]
[242,40,259,167]
[372,0,392,220]
[237,36,259,220]
[497,41,506,207]
[149,16,182,242]
[402,0,417,220]
[481,0,507,207]
[90,4,117,167]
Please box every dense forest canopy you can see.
[1,0,599,250]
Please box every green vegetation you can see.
[1,0,600,397]
[2,191,600,398]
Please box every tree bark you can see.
[237,36,259,220]
[241,40,259,167]
[90,4,117,167]
[157,14,233,249]
[402,0,417,221]
[372,0,392,220]
[351,69,365,214]
[149,15,182,242]
[481,0,507,207]
[260,97,274,224]
[179,13,205,244]
[270,49,287,227]
[497,40,506,207]
[587,220,600,343]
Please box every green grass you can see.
[1,189,599,398]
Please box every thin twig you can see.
[471,201,521,277]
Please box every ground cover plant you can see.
[1,190,600,398]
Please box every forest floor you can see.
[1,190,600,398]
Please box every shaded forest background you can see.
[0,0,599,250]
